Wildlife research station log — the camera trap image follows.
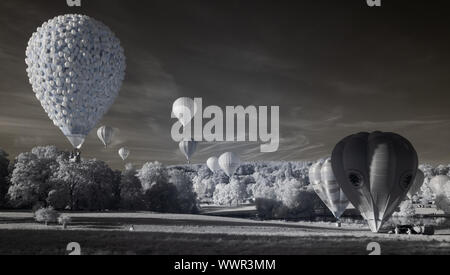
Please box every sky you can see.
[0,0,450,169]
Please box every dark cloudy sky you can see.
[1,0,450,169]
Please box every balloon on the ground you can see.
[25,14,126,149]
[207,157,221,173]
[331,131,418,233]
[309,159,349,219]
[118,147,130,161]
[179,139,198,163]
[407,169,425,200]
[429,175,450,198]
[219,152,241,177]
[172,97,197,127]
[97,126,114,148]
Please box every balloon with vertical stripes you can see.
[97,126,114,148]
[309,158,349,219]
[179,139,198,164]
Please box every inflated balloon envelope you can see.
[331,132,418,233]
[179,139,198,164]
[309,159,349,220]
[25,14,126,149]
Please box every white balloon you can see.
[218,152,241,177]
[97,126,114,148]
[118,147,130,161]
[207,157,221,173]
[25,14,126,149]
[172,97,197,127]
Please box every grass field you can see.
[0,210,449,255]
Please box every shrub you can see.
[34,207,60,225]
[435,195,450,214]
[393,200,416,217]
[58,214,72,228]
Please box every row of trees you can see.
[0,146,198,213]
[0,146,448,218]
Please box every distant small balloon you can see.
[97,126,114,148]
[172,98,197,127]
[207,157,221,173]
[118,147,130,161]
[179,139,198,163]
[218,152,241,178]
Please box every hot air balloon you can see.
[309,159,349,221]
[118,147,130,161]
[97,126,114,148]
[429,175,450,199]
[207,157,221,173]
[179,139,198,164]
[407,169,425,200]
[172,97,197,127]
[25,14,126,149]
[331,131,418,233]
[218,152,241,178]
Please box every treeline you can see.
[0,146,448,219]
[0,146,197,213]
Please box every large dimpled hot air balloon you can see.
[407,169,425,200]
[25,14,126,149]
[309,159,349,220]
[218,152,241,178]
[97,126,114,148]
[429,175,450,199]
[179,139,198,164]
[207,157,221,173]
[331,131,418,233]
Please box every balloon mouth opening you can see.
[65,135,86,149]
[367,219,384,233]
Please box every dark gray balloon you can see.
[331,132,418,233]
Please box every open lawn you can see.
[0,211,449,255]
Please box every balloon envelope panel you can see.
[25,14,126,148]
[331,132,418,233]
